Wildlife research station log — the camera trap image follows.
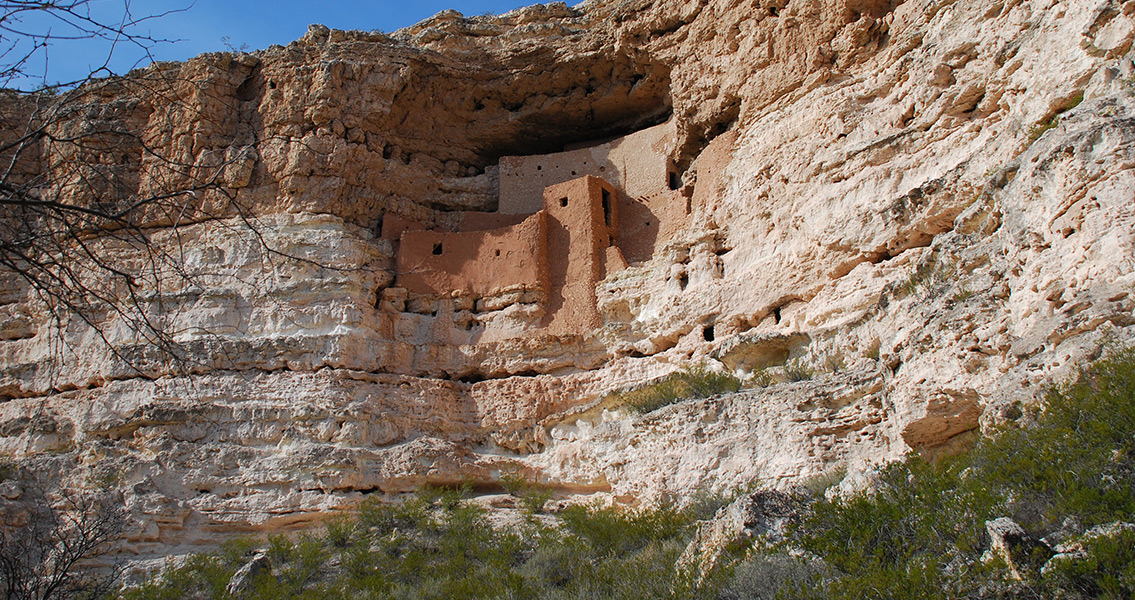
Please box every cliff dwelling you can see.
[382,120,699,343]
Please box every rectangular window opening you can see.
[601,188,612,227]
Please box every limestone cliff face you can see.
[1,0,1134,564]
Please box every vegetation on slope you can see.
[123,488,704,600]
[741,344,1135,599]
[44,346,1135,599]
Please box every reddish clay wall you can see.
[395,212,548,298]
[456,211,529,233]
[499,121,678,214]
[542,176,621,335]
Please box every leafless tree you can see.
[1,0,182,90]
[0,472,125,600]
[0,1,279,381]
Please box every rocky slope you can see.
[1,0,1134,565]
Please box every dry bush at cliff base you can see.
[124,488,713,600]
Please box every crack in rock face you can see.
[1,0,1135,565]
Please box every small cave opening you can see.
[773,306,782,324]
[669,171,681,190]
[679,273,689,290]
[459,372,487,384]
[432,242,444,255]
[235,64,262,102]
[560,197,569,207]
[703,325,715,342]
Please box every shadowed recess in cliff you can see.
[385,45,674,169]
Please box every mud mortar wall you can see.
[396,212,549,298]
[499,120,678,213]
[542,176,621,335]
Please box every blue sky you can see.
[5,0,567,89]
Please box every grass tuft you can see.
[607,365,742,414]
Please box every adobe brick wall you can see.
[498,120,678,214]
[395,212,548,298]
[456,211,529,233]
[392,172,640,340]
[541,176,621,335]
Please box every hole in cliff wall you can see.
[601,189,612,226]
[773,307,782,324]
[669,171,681,190]
[560,197,568,207]
[459,372,487,384]
[703,325,716,342]
[675,98,740,175]
[433,243,444,255]
[235,63,262,103]
[679,273,689,290]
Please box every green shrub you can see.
[1027,90,1084,142]
[777,345,1135,599]
[899,259,955,299]
[608,365,742,414]
[783,358,814,382]
[132,488,712,600]
[746,367,774,388]
[122,538,261,600]
[1042,527,1135,598]
[716,553,827,600]
[500,471,554,514]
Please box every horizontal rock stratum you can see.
[1,0,1133,565]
